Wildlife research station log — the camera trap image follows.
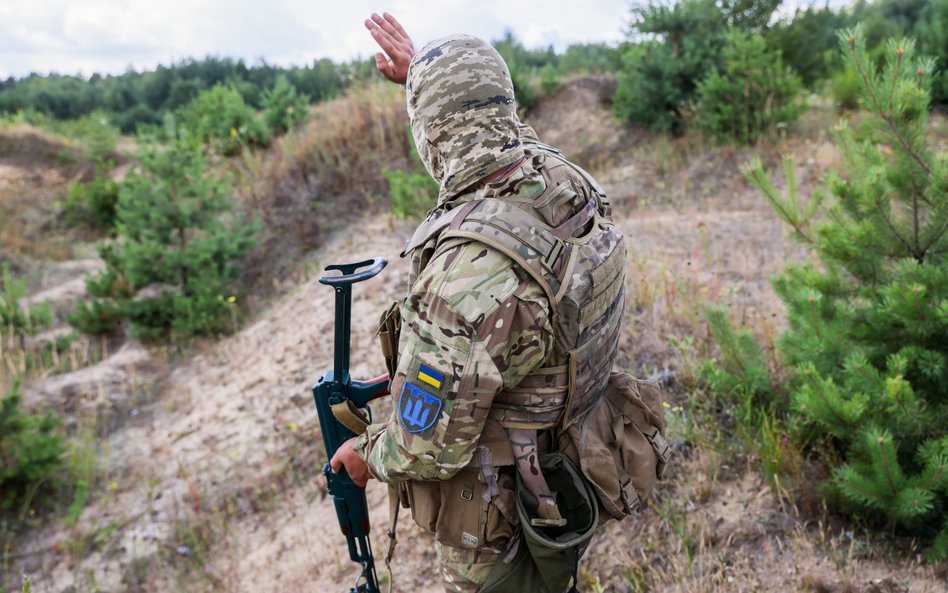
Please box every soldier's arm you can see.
[355,242,552,482]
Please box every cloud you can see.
[0,0,851,79]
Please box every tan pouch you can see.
[407,480,439,532]
[562,371,671,522]
[377,301,401,378]
[408,469,518,550]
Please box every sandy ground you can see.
[4,80,946,592]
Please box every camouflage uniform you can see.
[354,34,613,593]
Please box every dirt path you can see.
[7,84,946,592]
[15,216,445,591]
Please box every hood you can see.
[406,34,525,205]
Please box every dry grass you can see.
[0,123,99,263]
[231,81,412,294]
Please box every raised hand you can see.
[364,12,415,85]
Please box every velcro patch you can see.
[399,382,443,434]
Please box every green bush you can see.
[614,0,728,133]
[175,84,269,156]
[63,159,121,229]
[1,265,52,336]
[384,168,438,219]
[913,0,948,106]
[262,76,309,136]
[766,5,854,89]
[700,308,774,406]
[831,66,860,110]
[538,64,561,95]
[744,28,947,560]
[695,31,806,145]
[0,380,65,512]
[71,133,258,339]
[4,110,118,158]
[556,43,619,75]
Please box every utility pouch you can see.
[481,453,598,593]
[560,371,671,523]
[377,301,401,379]
[407,469,518,551]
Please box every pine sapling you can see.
[744,27,948,559]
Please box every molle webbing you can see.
[435,197,624,431]
[489,365,570,428]
[410,186,624,433]
[439,199,572,308]
[567,325,621,424]
[486,322,620,429]
[582,242,625,329]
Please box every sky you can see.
[0,0,853,80]
[0,0,633,79]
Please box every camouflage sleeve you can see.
[355,241,552,482]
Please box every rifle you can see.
[312,258,390,593]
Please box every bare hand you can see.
[364,12,415,85]
[330,437,373,488]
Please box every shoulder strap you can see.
[439,199,571,308]
[523,141,607,198]
[524,142,611,219]
[400,205,469,258]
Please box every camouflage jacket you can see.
[355,167,554,481]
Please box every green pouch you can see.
[480,453,598,593]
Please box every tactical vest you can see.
[401,144,627,432]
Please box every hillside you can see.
[2,78,946,592]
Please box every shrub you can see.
[1,265,52,337]
[384,169,438,219]
[557,43,619,75]
[700,308,774,406]
[508,62,536,114]
[538,64,561,95]
[766,5,854,89]
[175,84,269,156]
[831,66,860,110]
[0,380,65,512]
[63,159,121,229]
[744,28,947,560]
[695,31,806,145]
[262,76,309,136]
[71,133,258,339]
[913,0,948,106]
[384,127,439,218]
[614,0,728,133]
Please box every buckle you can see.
[621,478,641,514]
[642,425,672,464]
[542,240,563,273]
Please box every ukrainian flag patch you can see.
[416,364,444,389]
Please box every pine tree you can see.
[695,30,806,145]
[262,75,309,136]
[71,131,258,339]
[744,28,948,560]
[0,380,65,511]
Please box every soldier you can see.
[331,12,633,593]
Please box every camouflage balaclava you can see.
[406,34,524,205]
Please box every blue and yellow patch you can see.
[399,382,443,434]
[416,364,444,389]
